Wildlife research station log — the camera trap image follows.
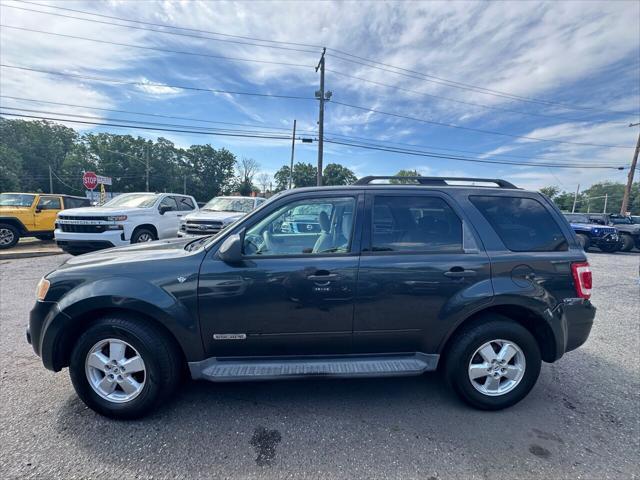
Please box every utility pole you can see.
[145,145,150,192]
[620,122,640,215]
[48,165,53,193]
[289,119,297,189]
[315,48,326,186]
[603,193,608,213]
[572,183,580,213]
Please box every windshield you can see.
[0,193,36,207]
[610,217,632,224]
[103,193,159,208]
[565,214,589,223]
[202,197,254,213]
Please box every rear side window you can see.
[37,196,61,210]
[63,197,90,209]
[470,196,567,252]
[371,196,463,252]
[176,196,196,211]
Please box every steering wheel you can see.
[244,233,264,255]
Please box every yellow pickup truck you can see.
[0,193,90,249]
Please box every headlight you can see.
[35,277,50,302]
[593,228,600,234]
[107,215,127,221]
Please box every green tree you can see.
[323,163,357,186]
[0,144,23,191]
[390,169,420,184]
[539,186,560,199]
[273,165,291,192]
[292,162,317,187]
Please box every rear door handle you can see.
[444,268,477,278]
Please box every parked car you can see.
[588,213,640,252]
[563,213,622,252]
[279,203,331,233]
[28,176,595,419]
[177,196,264,237]
[0,193,90,249]
[55,192,197,255]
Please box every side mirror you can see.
[159,205,170,215]
[217,232,243,264]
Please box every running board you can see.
[189,353,439,382]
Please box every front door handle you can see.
[307,272,340,281]
[444,268,477,278]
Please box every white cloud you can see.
[135,78,182,96]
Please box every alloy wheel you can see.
[468,339,526,396]
[0,228,15,245]
[85,338,146,403]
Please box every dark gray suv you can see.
[28,176,595,419]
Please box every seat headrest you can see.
[318,211,330,232]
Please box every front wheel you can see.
[444,317,541,410]
[131,228,156,244]
[576,234,590,251]
[0,223,20,249]
[620,235,634,252]
[69,315,182,419]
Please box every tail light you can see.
[571,262,592,299]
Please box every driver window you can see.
[244,197,356,256]
[160,197,178,211]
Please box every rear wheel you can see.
[131,227,156,244]
[69,315,182,419]
[0,223,20,249]
[444,317,541,410]
[576,234,590,251]
[620,234,634,252]
[599,244,618,253]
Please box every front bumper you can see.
[55,229,127,252]
[591,233,622,248]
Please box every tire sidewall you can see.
[69,323,165,419]
[131,228,156,244]
[620,234,634,252]
[0,223,20,249]
[447,321,541,410]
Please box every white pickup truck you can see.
[177,196,265,237]
[55,192,198,255]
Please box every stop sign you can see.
[83,171,98,190]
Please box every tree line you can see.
[0,118,357,201]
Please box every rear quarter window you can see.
[470,195,568,252]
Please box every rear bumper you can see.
[551,298,596,359]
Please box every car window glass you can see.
[471,196,568,252]
[160,196,178,211]
[244,197,355,256]
[176,196,195,211]
[37,197,61,210]
[371,196,462,252]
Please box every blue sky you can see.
[1,0,639,191]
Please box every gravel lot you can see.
[1,252,638,479]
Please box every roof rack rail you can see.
[353,176,518,189]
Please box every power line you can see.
[0,111,296,140]
[0,95,296,132]
[330,100,636,149]
[2,109,625,171]
[2,3,321,55]
[0,106,296,136]
[321,130,622,165]
[326,52,639,117]
[323,138,625,170]
[326,69,629,125]
[9,0,635,117]
[14,0,323,50]
[0,25,313,69]
[0,64,314,100]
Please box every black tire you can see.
[69,314,182,419]
[599,244,618,253]
[444,316,541,410]
[576,234,590,251]
[620,234,634,252]
[0,223,20,249]
[131,227,157,244]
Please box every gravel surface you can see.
[1,252,638,479]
